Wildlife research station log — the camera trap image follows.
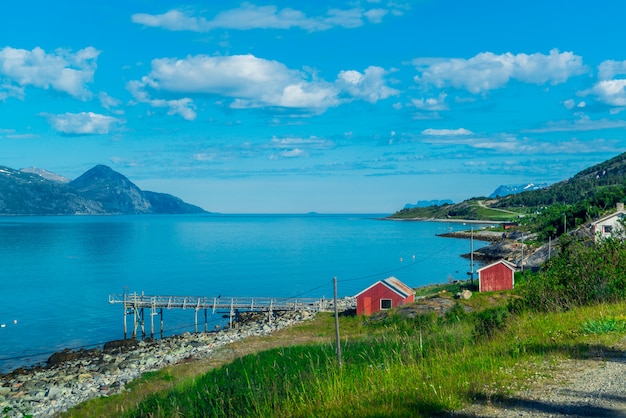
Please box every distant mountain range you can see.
[403,184,550,208]
[391,151,626,220]
[488,183,549,198]
[0,164,207,215]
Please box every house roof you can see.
[591,210,626,226]
[354,276,415,298]
[476,259,517,273]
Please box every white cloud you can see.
[336,66,399,102]
[421,131,617,155]
[132,4,398,33]
[583,79,626,107]
[0,46,99,99]
[98,92,122,110]
[0,83,24,101]
[563,98,586,110]
[598,60,626,80]
[129,54,398,117]
[127,80,197,120]
[47,112,122,135]
[129,54,341,112]
[413,49,586,94]
[364,8,388,23]
[422,128,473,136]
[527,116,626,133]
[411,92,448,111]
[280,148,307,158]
[271,136,333,149]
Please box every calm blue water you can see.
[0,214,488,373]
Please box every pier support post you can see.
[140,308,145,339]
[123,308,128,340]
[150,308,155,339]
[132,307,137,339]
[160,308,164,339]
[229,299,234,329]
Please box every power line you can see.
[338,240,459,283]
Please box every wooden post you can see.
[229,299,234,328]
[132,307,138,339]
[150,307,155,339]
[123,292,127,340]
[140,308,145,339]
[333,277,342,368]
[159,308,163,339]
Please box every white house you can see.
[591,203,626,242]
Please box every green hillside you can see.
[390,152,626,239]
[390,198,527,222]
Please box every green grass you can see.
[581,317,626,334]
[389,200,527,222]
[82,301,626,418]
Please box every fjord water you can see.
[0,214,488,373]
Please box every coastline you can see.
[0,299,355,417]
[383,217,504,225]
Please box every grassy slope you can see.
[389,199,527,221]
[390,152,626,222]
[62,285,626,418]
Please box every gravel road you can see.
[454,340,626,417]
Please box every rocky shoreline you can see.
[439,228,554,269]
[0,298,356,417]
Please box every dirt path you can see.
[476,200,521,216]
[454,340,626,417]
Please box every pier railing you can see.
[108,292,328,339]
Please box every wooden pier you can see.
[108,292,327,339]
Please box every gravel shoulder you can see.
[454,337,626,417]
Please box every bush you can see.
[473,306,509,340]
[520,235,626,312]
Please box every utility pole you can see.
[333,277,342,368]
[521,232,524,272]
[548,236,552,260]
[468,226,475,285]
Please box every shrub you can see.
[520,235,626,312]
[473,306,509,340]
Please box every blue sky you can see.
[2,1,626,213]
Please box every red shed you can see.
[355,276,415,316]
[477,259,517,292]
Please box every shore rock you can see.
[0,298,355,418]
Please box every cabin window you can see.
[604,225,613,234]
[380,299,392,310]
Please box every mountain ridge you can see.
[0,164,207,215]
[390,151,626,220]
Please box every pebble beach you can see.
[0,298,355,417]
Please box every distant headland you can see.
[0,164,207,215]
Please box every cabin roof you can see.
[476,259,517,273]
[591,210,626,226]
[354,276,415,299]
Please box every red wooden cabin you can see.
[355,276,415,316]
[477,259,517,292]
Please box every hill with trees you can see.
[389,151,626,241]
